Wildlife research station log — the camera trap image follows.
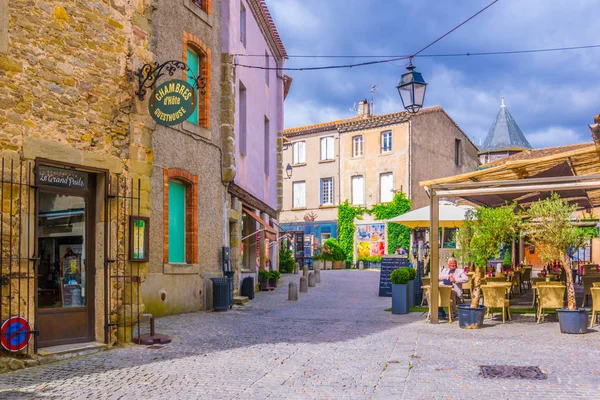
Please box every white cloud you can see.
[284,98,350,129]
[266,0,321,32]
[527,126,588,148]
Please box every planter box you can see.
[313,260,324,271]
[259,279,268,291]
[457,304,486,329]
[332,260,345,270]
[557,308,588,334]
[392,284,409,314]
[269,278,278,288]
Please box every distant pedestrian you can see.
[395,247,407,255]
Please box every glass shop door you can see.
[37,186,95,347]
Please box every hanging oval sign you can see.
[148,79,197,126]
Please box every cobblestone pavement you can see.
[0,270,599,399]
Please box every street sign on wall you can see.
[149,79,197,126]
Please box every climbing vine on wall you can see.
[338,200,367,262]
[338,193,411,261]
[371,193,412,254]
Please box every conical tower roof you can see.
[480,98,532,152]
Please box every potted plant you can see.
[390,268,410,314]
[279,247,295,274]
[268,270,281,288]
[312,245,324,271]
[407,267,417,307]
[258,270,270,291]
[322,238,346,269]
[459,205,520,329]
[368,255,382,269]
[524,193,589,334]
[502,250,512,273]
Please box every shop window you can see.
[164,169,199,264]
[183,33,211,130]
[191,0,210,13]
[353,136,363,157]
[442,228,458,249]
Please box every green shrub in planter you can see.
[258,270,270,281]
[406,267,417,280]
[390,268,410,284]
[279,247,295,273]
[321,238,346,261]
[269,270,281,280]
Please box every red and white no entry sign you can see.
[1,316,32,352]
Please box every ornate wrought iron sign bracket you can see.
[136,60,207,101]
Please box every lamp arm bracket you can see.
[136,60,208,101]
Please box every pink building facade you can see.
[221,0,289,286]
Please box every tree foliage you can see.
[524,193,587,310]
[338,200,367,263]
[371,193,411,253]
[454,209,475,267]
[468,204,521,308]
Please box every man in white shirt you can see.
[438,257,468,318]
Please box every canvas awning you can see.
[387,202,473,228]
[243,207,277,241]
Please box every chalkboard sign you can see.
[379,255,408,297]
[294,232,305,268]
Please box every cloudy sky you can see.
[262,0,599,148]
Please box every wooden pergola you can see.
[420,142,600,323]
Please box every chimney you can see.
[357,99,370,118]
[590,114,600,147]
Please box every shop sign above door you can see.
[148,79,197,126]
[37,165,88,190]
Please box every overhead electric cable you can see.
[235,0,501,71]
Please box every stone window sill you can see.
[291,207,307,211]
[318,159,335,164]
[319,204,335,209]
[164,263,200,275]
[380,151,393,156]
[292,163,306,167]
[183,0,213,26]
[182,121,211,140]
[240,269,254,274]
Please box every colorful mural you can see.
[356,224,386,257]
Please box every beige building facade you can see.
[280,105,479,246]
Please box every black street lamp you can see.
[423,242,431,259]
[411,242,419,259]
[396,60,427,113]
[285,163,293,179]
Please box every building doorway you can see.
[36,169,96,347]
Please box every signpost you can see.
[148,79,197,126]
[1,316,32,352]
[379,255,408,297]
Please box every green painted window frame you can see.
[186,49,200,125]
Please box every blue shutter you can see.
[186,50,199,125]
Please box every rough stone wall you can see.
[0,1,155,349]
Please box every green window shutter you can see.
[168,181,186,263]
[186,49,199,125]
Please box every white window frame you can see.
[292,141,306,165]
[351,175,365,205]
[292,181,306,209]
[379,172,394,203]
[320,177,334,206]
[320,136,334,161]
[353,136,364,157]
[381,131,392,153]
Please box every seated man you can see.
[438,257,468,318]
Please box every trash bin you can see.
[224,270,234,309]
[211,277,229,311]
[241,276,254,300]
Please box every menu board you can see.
[294,232,305,267]
[379,255,408,297]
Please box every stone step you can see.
[37,342,108,365]
[233,296,249,305]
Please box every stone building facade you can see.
[281,105,479,246]
[141,0,227,317]
[221,0,288,292]
[0,1,154,354]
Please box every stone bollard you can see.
[303,266,308,277]
[294,262,299,274]
[315,269,321,283]
[299,276,308,293]
[358,261,364,270]
[308,272,316,287]
[288,281,298,301]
